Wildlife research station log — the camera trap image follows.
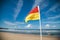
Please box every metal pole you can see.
[38,6,42,40]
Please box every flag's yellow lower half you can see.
[25,12,40,22]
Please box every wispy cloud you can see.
[4,21,25,26]
[43,21,60,24]
[42,4,59,20]
[41,3,59,21]
[4,21,16,25]
[32,0,42,9]
[47,15,60,20]
[15,22,25,24]
[45,24,56,28]
[52,25,56,28]
[40,1,48,9]
[14,0,23,20]
[46,3,58,14]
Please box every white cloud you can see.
[25,24,32,28]
[14,0,23,20]
[45,24,50,28]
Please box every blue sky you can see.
[0,0,60,29]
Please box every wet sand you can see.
[0,32,60,40]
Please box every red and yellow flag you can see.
[25,6,40,22]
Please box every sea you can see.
[0,28,60,36]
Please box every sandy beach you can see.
[0,32,60,40]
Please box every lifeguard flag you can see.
[25,6,40,22]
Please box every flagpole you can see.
[38,6,42,40]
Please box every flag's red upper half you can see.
[29,7,38,14]
[25,6,40,22]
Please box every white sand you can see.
[0,32,60,40]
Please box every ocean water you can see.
[42,29,60,36]
[0,28,60,36]
[0,28,40,35]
